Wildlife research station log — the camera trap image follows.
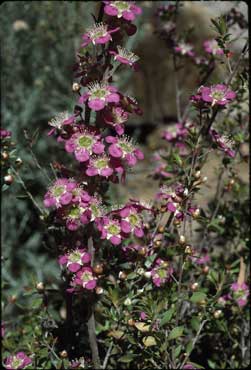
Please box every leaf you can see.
[190,292,207,303]
[174,344,182,358]
[160,307,175,327]
[108,330,124,340]
[142,336,157,347]
[118,354,136,363]
[191,316,200,331]
[168,326,184,340]
[134,322,150,332]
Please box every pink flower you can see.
[102,106,129,135]
[72,267,97,290]
[81,22,119,47]
[174,42,195,57]
[103,1,142,21]
[210,129,236,158]
[150,259,173,287]
[109,46,139,68]
[0,128,12,138]
[65,129,104,162]
[162,122,191,143]
[140,311,147,320]
[79,82,120,111]
[86,155,114,178]
[119,205,145,238]
[106,135,144,166]
[200,84,236,106]
[230,282,249,307]
[96,216,122,245]
[44,178,78,208]
[4,352,32,370]
[203,39,224,56]
[59,248,91,272]
[156,185,183,218]
[48,111,75,136]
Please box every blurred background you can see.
[1,1,248,301]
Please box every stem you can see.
[173,54,182,122]
[102,341,113,369]
[87,236,101,369]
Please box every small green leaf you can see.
[142,336,157,347]
[190,292,207,303]
[160,307,175,327]
[168,326,184,340]
[118,354,136,363]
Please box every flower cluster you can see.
[174,42,195,57]
[81,23,119,47]
[4,352,32,370]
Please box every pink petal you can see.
[88,98,106,111]
[109,143,122,158]
[92,142,105,154]
[106,92,120,103]
[75,149,89,162]
[120,220,131,233]
[68,263,81,272]
[86,167,98,176]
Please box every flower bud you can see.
[213,310,222,319]
[154,240,161,248]
[95,287,104,295]
[8,295,17,304]
[184,245,193,255]
[197,299,207,307]
[191,282,199,291]
[202,176,208,183]
[4,174,14,185]
[158,225,165,233]
[1,151,9,160]
[138,247,147,256]
[72,82,81,92]
[118,271,127,280]
[136,268,145,275]
[192,208,200,219]
[160,206,166,213]
[179,235,186,245]
[124,298,132,306]
[229,178,235,185]
[93,264,103,275]
[194,170,201,179]
[60,350,68,358]
[173,219,181,226]
[144,271,151,279]
[15,158,23,166]
[183,188,189,197]
[202,265,209,274]
[127,318,135,326]
[36,282,45,292]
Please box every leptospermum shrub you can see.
[1,2,249,370]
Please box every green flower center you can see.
[81,271,92,282]
[114,1,130,11]
[52,185,65,197]
[12,357,23,368]
[158,269,167,279]
[211,91,225,100]
[78,135,93,148]
[69,252,81,263]
[107,224,120,235]
[129,213,139,226]
[68,207,81,219]
[119,142,132,153]
[91,204,99,217]
[91,89,107,99]
[96,159,108,169]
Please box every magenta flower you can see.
[96,216,122,245]
[44,178,78,208]
[109,46,139,68]
[59,248,91,272]
[65,129,104,162]
[86,155,114,178]
[81,22,119,47]
[231,282,249,307]
[79,82,120,111]
[102,106,129,135]
[0,128,12,138]
[119,205,144,238]
[4,352,32,370]
[203,39,224,56]
[156,185,183,217]
[174,42,195,57]
[200,84,236,106]
[162,122,190,143]
[48,111,75,136]
[106,135,144,166]
[103,1,142,21]
[140,311,147,320]
[72,267,97,290]
[210,129,235,158]
[150,259,173,287]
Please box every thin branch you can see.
[102,341,113,369]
